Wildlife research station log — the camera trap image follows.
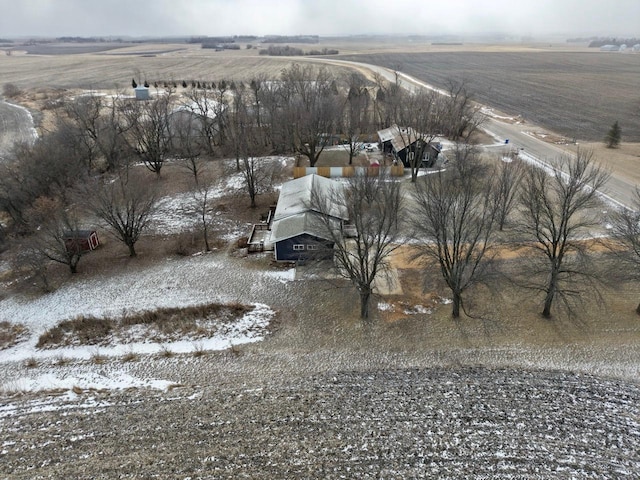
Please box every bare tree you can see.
[96,94,131,171]
[185,175,219,252]
[441,79,485,142]
[182,86,225,154]
[226,86,278,208]
[0,131,86,225]
[517,149,610,318]
[122,93,174,176]
[610,189,640,313]
[56,94,104,173]
[172,110,206,185]
[24,196,85,274]
[280,64,340,167]
[85,172,157,257]
[341,73,371,165]
[394,89,443,182]
[494,157,525,231]
[310,174,404,319]
[412,146,498,318]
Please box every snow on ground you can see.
[0,251,283,394]
[149,156,293,235]
[264,268,296,283]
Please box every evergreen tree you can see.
[606,120,621,148]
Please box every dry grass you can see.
[158,345,174,358]
[121,351,140,363]
[90,351,108,364]
[24,357,38,369]
[0,321,28,350]
[37,315,114,348]
[36,302,253,348]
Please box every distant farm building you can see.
[134,86,150,100]
[269,174,348,262]
[64,230,100,254]
[377,125,441,168]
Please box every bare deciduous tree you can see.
[610,189,640,313]
[517,149,610,318]
[310,174,404,319]
[441,79,485,142]
[412,146,498,318]
[342,73,371,165]
[0,131,86,225]
[85,172,157,257]
[24,196,85,274]
[227,86,278,208]
[494,156,525,231]
[182,86,225,155]
[394,89,443,182]
[280,64,339,167]
[122,93,174,176]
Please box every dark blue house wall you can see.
[275,233,334,261]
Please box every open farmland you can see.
[337,51,640,142]
[0,44,356,89]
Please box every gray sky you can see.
[1,0,638,39]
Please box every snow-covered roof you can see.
[269,174,347,244]
[377,125,421,152]
[269,211,340,243]
[272,174,347,222]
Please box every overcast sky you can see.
[1,0,638,39]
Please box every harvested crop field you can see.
[337,51,640,142]
[0,45,355,89]
[2,366,638,479]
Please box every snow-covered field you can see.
[0,158,295,394]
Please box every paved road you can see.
[312,57,637,209]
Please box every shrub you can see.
[37,316,114,348]
[2,83,22,98]
[0,321,28,350]
[24,357,38,368]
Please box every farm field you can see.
[337,51,640,142]
[1,39,640,477]
[0,43,354,89]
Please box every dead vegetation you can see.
[0,321,29,350]
[36,302,252,348]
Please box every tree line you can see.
[3,63,637,322]
[309,147,640,321]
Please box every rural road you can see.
[313,57,637,209]
[0,99,37,161]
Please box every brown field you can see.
[336,50,640,142]
[4,40,639,144]
[0,43,358,90]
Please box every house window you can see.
[307,244,318,250]
[293,244,305,251]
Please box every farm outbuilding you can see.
[134,86,150,100]
[377,125,441,168]
[64,230,100,254]
[269,174,348,262]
